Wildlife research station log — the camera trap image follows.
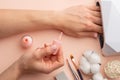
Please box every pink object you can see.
[21,35,33,48]
[52,32,63,55]
[0,0,115,80]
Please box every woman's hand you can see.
[0,40,64,80]
[56,5,102,37]
[18,40,64,74]
[0,5,102,38]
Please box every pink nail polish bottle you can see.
[21,35,33,48]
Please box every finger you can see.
[41,47,64,73]
[44,43,49,48]
[78,32,98,38]
[51,55,57,62]
[90,10,101,17]
[91,16,102,25]
[56,47,64,64]
[44,56,51,61]
[88,23,103,33]
[49,47,64,71]
[34,46,56,59]
[88,6,100,11]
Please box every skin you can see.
[0,40,64,80]
[0,5,102,80]
[0,5,102,38]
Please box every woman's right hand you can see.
[18,40,64,74]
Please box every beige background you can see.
[0,0,120,80]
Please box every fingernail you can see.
[94,33,98,38]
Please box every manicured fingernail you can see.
[94,33,98,38]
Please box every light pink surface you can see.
[0,30,101,80]
[0,0,120,80]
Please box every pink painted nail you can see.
[94,33,98,38]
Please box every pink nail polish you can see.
[21,35,33,48]
[94,33,98,38]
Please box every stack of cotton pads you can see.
[104,60,120,79]
[80,50,107,80]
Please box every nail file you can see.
[55,71,69,80]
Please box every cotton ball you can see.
[80,56,88,63]
[93,73,103,80]
[103,78,108,80]
[83,50,93,59]
[21,35,33,48]
[91,64,100,74]
[80,56,91,74]
[88,52,101,64]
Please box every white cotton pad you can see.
[92,73,104,80]
[88,52,101,64]
[80,56,91,74]
[90,64,100,74]
[103,78,108,80]
[21,35,33,48]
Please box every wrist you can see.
[51,10,65,32]
[41,10,64,31]
[14,59,24,78]
[29,10,61,30]
[43,10,59,30]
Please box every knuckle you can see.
[60,62,64,66]
[85,21,92,27]
[86,13,92,19]
[59,60,64,67]
[46,47,52,54]
[46,70,51,74]
[44,69,51,74]
[84,21,93,31]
